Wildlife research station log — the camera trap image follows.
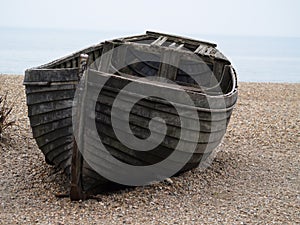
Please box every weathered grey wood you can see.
[97,42,114,73]
[41,135,73,167]
[93,110,226,143]
[86,69,237,110]
[46,143,73,164]
[23,31,238,200]
[70,54,89,201]
[25,84,76,94]
[82,137,218,174]
[31,117,72,138]
[151,36,168,46]
[95,86,235,118]
[93,94,231,124]
[24,68,79,82]
[146,31,217,48]
[86,118,223,154]
[35,126,73,148]
[70,140,85,201]
[24,65,77,177]
[29,108,72,127]
[110,41,220,65]
[27,100,73,116]
[94,107,229,134]
[41,135,73,155]
[27,89,75,105]
[158,49,181,80]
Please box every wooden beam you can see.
[150,36,168,46]
[70,54,89,201]
[146,31,217,48]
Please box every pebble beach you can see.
[0,75,299,224]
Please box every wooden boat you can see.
[23,31,238,200]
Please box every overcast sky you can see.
[0,0,299,37]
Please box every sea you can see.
[0,27,299,83]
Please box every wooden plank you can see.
[29,108,72,127]
[87,81,237,113]
[27,100,73,116]
[85,137,213,166]
[93,106,229,133]
[46,142,73,164]
[92,115,225,151]
[31,117,72,138]
[151,36,168,46]
[41,135,73,167]
[93,109,226,143]
[85,138,154,166]
[25,84,76,94]
[96,109,230,133]
[35,125,73,148]
[85,69,238,110]
[146,31,217,47]
[82,130,218,169]
[26,89,75,105]
[41,135,73,155]
[24,68,79,83]
[93,91,231,123]
[70,128,85,200]
[70,55,88,201]
[91,116,225,152]
[55,156,72,176]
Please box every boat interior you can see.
[37,31,237,95]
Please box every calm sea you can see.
[0,27,299,83]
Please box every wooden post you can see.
[70,54,88,201]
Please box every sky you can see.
[0,0,299,37]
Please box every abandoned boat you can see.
[23,31,238,200]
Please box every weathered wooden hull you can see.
[24,31,238,200]
[78,69,237,192]
[24,69,80,176]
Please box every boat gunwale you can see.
[85,68,237,109]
